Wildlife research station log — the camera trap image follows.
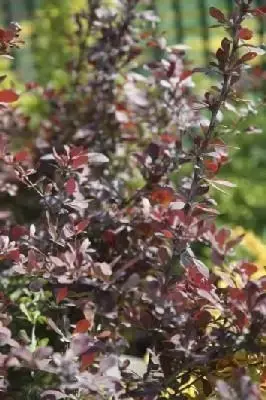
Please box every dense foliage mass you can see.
[0,1,265,399]
[21,0,266,237]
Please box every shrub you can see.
[0,1,265,399]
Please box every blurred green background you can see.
[0,0,265,80]
[0,0,266,240]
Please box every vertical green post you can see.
[8,0,36,80]
[256,0,265,45]
[25,0,36,15]
[226,0,233,16]
[198,0,210,64]
[172,0,184,44]
[2,0,13,25]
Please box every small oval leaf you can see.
[0,89,19,103]
[74,319,91,334]
[56,287,68,304]
[65,177,76,196]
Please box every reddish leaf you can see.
[215,228,231,248]
[216,48,226,65]
[6,249,20,262]
[75,219,90,234]
[179,70,192,82]
[44,89,56,99]
[204,159,219,173]
[188,266,212,291]
[240,52,257,63]
[71,154,88,169]
[239,28,253,40]
[102,229,116,246]
[0,29,16,43]
[25,82,39,90]
[150,187,175,206]
[147,40,159,48]
[160,133,176,144]
[136,222,157,238]
[209,7,226,23]
[221,37,230,54]
[14,150,29,163]
[194,310,212,327]
[167,61,176,78]
[233,308,249,330]
[225,234,245,251]
[161,229,174,239]
[10,225,28,240]
[252,6,266,16]
[197,288,220,307]
[252,66,264,78]
[229,288,246,302]
[28,249,37,270]
[260,372,266,391]
[56,287,68,304]
[0,89,19,103]
[74,319,91,334]
[80,352,96,371]
[239,262,258,278]
[69,146,84,158]
[65,177,76,196]
[140,31,151,40]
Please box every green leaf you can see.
[20,303,32,323]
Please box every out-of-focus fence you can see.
[0,0,265,79]
[154,0,265,63]
[0,0,41,79]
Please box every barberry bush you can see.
[0,1,265,399]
